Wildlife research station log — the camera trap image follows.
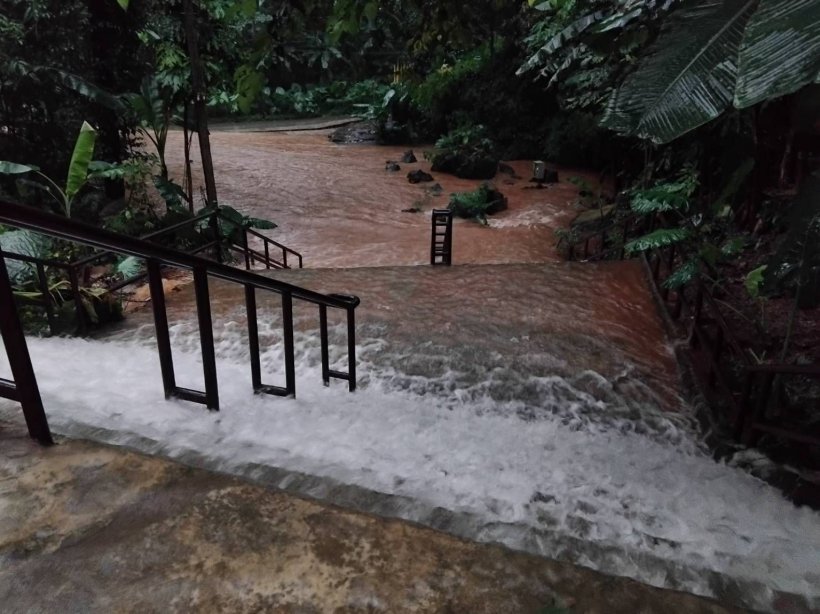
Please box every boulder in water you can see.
[408,170,434,184]
[401,150,418,163]
[431,152,498,180]
[385,161,401,172]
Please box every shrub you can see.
[447,183,507,224]
[429,125,499,180]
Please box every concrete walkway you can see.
[206,116,358,133]
[0,420,742,613]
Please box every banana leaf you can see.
[0,161,39,174]
[602,0,757,143]
[734,0,820,108]
[65,121,97,214]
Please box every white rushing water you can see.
[2,322,819,608]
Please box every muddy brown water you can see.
[157,127,679,411]
[165,130,597,268]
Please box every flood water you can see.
[2,126,818,610]
[165,129,594,267]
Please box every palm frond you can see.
[734,0,820,108]
[602,0,757,143]
[625,227,690,253]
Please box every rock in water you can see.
[529,168,559,184]
[482,183,508,215]
[401,150,418,163]
[431,152,498,180]
[498,162,518,178]
[408,170,434,184]
[426,183,444,196]
[385,161,401,172]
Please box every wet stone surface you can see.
[0,420,741,613]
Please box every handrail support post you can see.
[0,250,53,444]
[194,267,219,410]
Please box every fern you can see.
[625,228,690,254]
[115,256,143,280]
[0,229,51,283]
[663,259,699,290]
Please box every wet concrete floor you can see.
[0,419,742,613]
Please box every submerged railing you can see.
[2,208,303,337]
[565,210,820,451]
[0,201,358,445]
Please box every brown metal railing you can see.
[564,210,820,450]
[0,201,358,446]
[2,208,303,336]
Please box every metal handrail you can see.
[0,201,360,445]
[246,227,303,266]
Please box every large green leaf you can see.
[45,67,125,112]
[602,0,757,144]
[0,161,39,174]
[234,65,265,115]
[65,121,97,209]
[518,11,607,75]
[625,227,691,253]
[734,0,820,108]
[0,229,51,283]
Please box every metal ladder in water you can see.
[430,209,453,266]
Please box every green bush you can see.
[410,43,557,159]
[447,183,507,224]
[262,80,390,118]
[429,125,499,179]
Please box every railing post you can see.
[264,242,271,270]
[709,326,724,388]
[672,286,684,321]
[651,249,662,284]
[735,370,754,439]
[690,282,704,348]
[743,371,775,446]
[619,217,630,260]
[147,260,177,399]
[347,305,357,392]
[210,211,222,264]
[0,249,53,445]
[661,245,675,302]
[193,267,219,410]
[242,228,251,270]
[319,304,330,387]
[282,292,295,396]
[68,265,87,336]
[245,285,262,390]
[35,263,57,335]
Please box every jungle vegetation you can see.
[0,0,818,360]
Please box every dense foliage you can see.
[2,0,819,349]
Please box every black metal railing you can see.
[2,208,303,337]
[0,201,358,445]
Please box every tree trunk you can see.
[183,102,194,212]
[183,0,218,206]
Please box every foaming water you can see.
[5,130,817,608]
[2,263,819,608]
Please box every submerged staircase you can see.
[0,201,360,445]
[430,209,453,266]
